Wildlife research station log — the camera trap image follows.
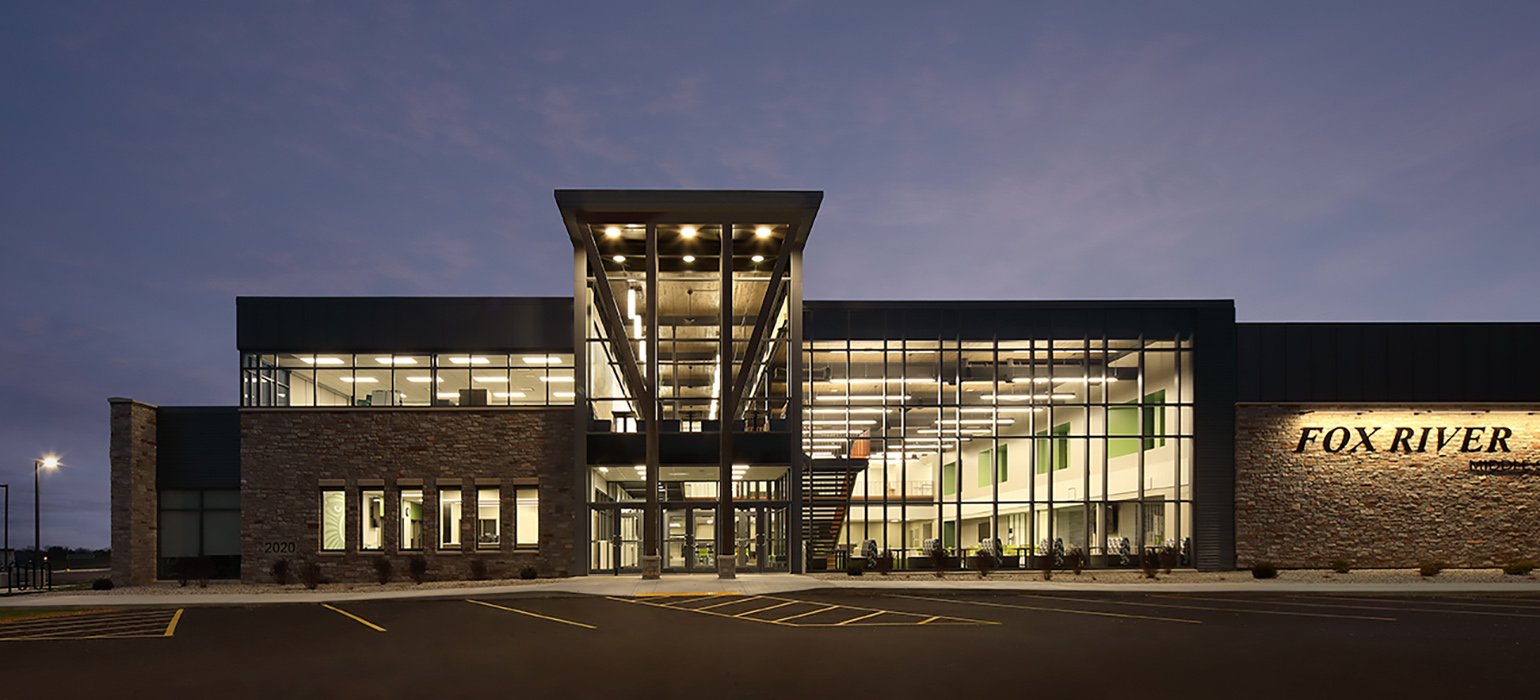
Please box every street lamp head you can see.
[39,455,59,469]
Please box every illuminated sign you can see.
[1294,426,1512,454]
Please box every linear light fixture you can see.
[472,376,508,383]
[447,356,491,365]
[437,392,458,399]
[829,377,937,384]
[522,356,561,365]
[553,391,576,398]
[339,377,378,383]
[808,407,887,414]
[981,393,1075,401]
[1013,376,1116,384]
[373,357,418,365]
[493,391,527,399]
[807,419,877,425]
[540,376,574,383]
[303,357,346,366]
[932,418,1016,425]
[840,395,911,402]
[404,376,441,384]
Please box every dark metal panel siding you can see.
[156,407,240,490]
[1191,305,1238,571]
[1236,322,1540,403]
[237,297,574,353]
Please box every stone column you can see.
[109,398,158,586]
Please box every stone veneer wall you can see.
[109,398,159,586]
[1236,404,1540,568]
[240,408,574,583]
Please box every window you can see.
[440,488,463,548]
[400,489,424,550]
[361,490,384,551]
[320,489,346,551]
[477,488,500,549]
[978,445,1008,487]
[240,353,575,408]
[158,490,241,580]
[1036,424,1070,474]
[515,487,539,547]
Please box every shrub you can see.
[1038,548,1055,581]
[1418,561,1446,577]
[973,549,998,579]
[299,561,323,590]
[876,551,894,575]
[1502,561,1536,576]
[1251,562,1279,579]
[846,560,865,576]
[1329,559,1351,574]
[270,558,292,586]
[469,558,489,581]
[518,565,538,580]
[1066,547,1085,576]
[372,556,393,585]
[91,577,114,591]
[408,555,428,584]
[928,542,951,579]
[1159,545,1178,574]
[1140,549,1158,580]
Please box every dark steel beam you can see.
[728,224,796,420]
[643,223,660,560]
[568,215,653,408]
[718,223,734,563]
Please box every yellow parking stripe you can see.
[1023,594,1394,622]
[467,599,597,630]
[320,603,386,632]
[164,609,183,637]
[836,611,886,626]
[0,610,172,634]
[773,605,841,622]
[734,600,799,617]
[697,595,762,611]
[891,594,1201,625]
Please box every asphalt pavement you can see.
[4,590,1537,698]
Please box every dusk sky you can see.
[3,2,1538,548]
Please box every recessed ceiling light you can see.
[612,255,625,263]
[447,356,490,365]
[755,226,772,238]
[681,225,697,238]
[303,357,346,366]
[751,255,764,263]
[604,226,621,238]
[340,377,378,383]
[522,356,561,365]
[682,255,695,263]
[374,357,417,365]
[404,376,441,383]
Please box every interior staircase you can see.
[801,458,866,569]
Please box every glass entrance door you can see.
[734,505,788,572]
[664,507,715,573]
[590,506,643,575]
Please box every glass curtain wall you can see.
[804,335,1194,570]
[241,353,574,407]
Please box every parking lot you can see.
[4,591,1538,698]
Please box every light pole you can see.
[34,455,58,588]
[2,483,8,570]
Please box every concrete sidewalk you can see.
[7,573,1540,608]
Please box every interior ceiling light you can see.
[842,395,910,402]
[830,377,936,384]
[755,226,772,238]
[808,407,887,414]
[522,356,561,365]
[808,419,877,425]
[303,357,346,365]
[472,376,508,383]
[681,225,697,238]
[448,356,490,365]
[612,254,625,263]
[604,226,621,238]
[539,376,574,383]
[981,393,1075,401]
[436,392,458,399]
[682,255,696,263]
[374,357,417,365]
[553,391,576,398]
[404,376,441,384]
[493,391,527,398]
[1013,376,1116,384]
[751,255,764,263]
[339,377,378,383]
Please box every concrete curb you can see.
[7,574,1540,607]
